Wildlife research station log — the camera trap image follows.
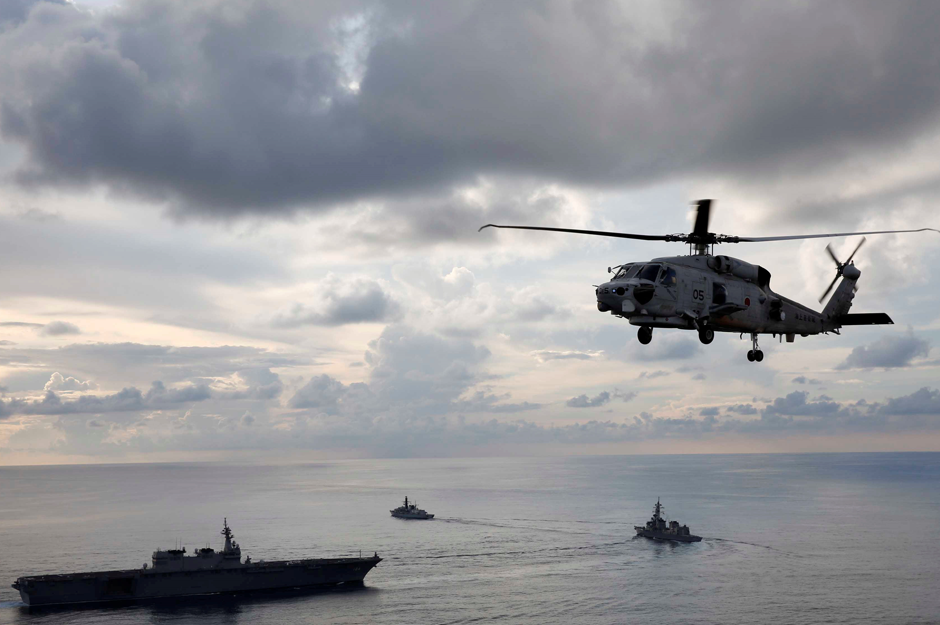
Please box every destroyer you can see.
[12,519,381,607]
[635,499,702,542]
[390,496,434,520]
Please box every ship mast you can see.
[222,518,234,552]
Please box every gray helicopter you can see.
[480,200,939,362]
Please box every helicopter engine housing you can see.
[707,255,760,283]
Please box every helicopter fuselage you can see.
[596,254,829,339]
[481,197,909,361]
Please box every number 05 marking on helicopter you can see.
[480,200,939,362]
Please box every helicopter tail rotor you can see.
[819,237,866,303]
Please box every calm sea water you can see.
[0,453,938,624]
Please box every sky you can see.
[1,0,940,465]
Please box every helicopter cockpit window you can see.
[660,267,677,288]
[613,264,637,280]
[636,264,662,282]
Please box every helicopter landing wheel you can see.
[754,350,764,362]
[698,327,714,345]
[638,326,653,345]
[747,350,755,362]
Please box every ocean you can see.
[1,453,938,624]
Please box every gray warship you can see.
[390,496,434,519]
[634,499,702,542]
[12,519,381,607]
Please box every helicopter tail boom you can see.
[835,313,894,325]
[821,265,861,326]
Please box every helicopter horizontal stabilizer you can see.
[836,313,894,325]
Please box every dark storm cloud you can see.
[836,332,930,370]
[4,1,940,219]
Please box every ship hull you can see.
[14,557,380,607]
[390,512,434,520]
[635,529,702,543]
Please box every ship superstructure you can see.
[12,519,381,607]
[634,499,701,543]
[390,496,434,520]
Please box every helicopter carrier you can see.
[634,499,702,542]
[11,519,381,607]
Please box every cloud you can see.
[0,340,16,345]
[637,370,669,380]
[44,372,96,392]
[0,342,307,391]
[0,320,81,335]
[452,391,541,414]
[567,391,610,408]
[16,207,61,222]
[700,407,720,417]
[0,381,213,417]
[726,404,758,415]
[40,321,80,336]
[836,332,930,369]
[626,335,701,361]
[0,0,66,25]
[279,325,540,433]
[792,376,822,385]
[531,349,602,362]
[5,2,940,221]
[876,387,940,415]
[289,374,352,412]
[613,390,638,403]
[271,277,401,327]
[762,391,844,418]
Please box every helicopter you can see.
[480,200,939,362]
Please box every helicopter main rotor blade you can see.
[478,224,678,242]
[691,199,712,239]
[844,236,866,266]
[819,274,841,304]
[725,227,940,243]
[825,242,840,266]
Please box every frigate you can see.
[634,499,702,542]
[11,519,381,607]
[390,496,434,519]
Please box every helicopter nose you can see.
[597,282,629,313]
